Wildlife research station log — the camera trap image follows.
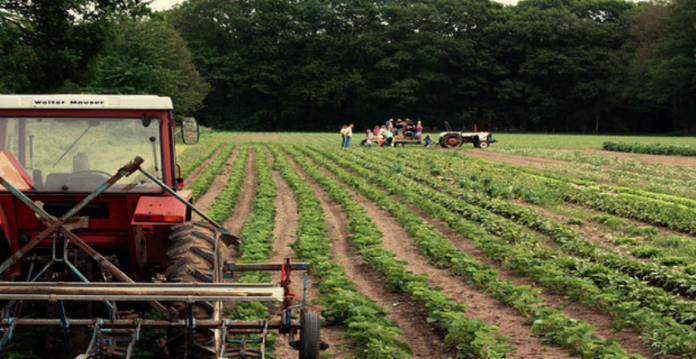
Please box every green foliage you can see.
[613,237,640,246]
[567,218,585,226]
[328,145,696,356]
[630,246,662,258]
[83,17,210,115]
[303,146,653,358]
[603,141,696,156]
[188,144,235,200]
[207,146,249,223]
[269,146,414,357]
[0,0,149,93]
[658,256,687,267]
[589,214,627,228]
[684,264,696,275]
[630,226,660,238]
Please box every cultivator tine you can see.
[225,320,269,358]
[0,319,16,351]
[77,319,142,359]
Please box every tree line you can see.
[1,0,695,133]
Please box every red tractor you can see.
[0,95,324,358]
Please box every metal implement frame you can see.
[0,158,314,358]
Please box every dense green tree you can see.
[643,0,696,132]
[83,17,210,115]
[0,0,148,93]
[494,0,633,132]
[164,0,683,133]
[608,2,670,132]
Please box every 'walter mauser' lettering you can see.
[35,100,65,105]
[70,100,104,105]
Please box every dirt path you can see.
[266,163,350,358]
[462,150,574,170]
[287,155,449,358]
[184,145,225,186]
[222,148,257,236]
[192,146,239,215]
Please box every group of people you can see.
[340,118,431,148]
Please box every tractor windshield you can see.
[0,117,163,193]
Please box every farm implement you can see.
[0,95,324,358]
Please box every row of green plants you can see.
[454,152,696,209]
[424,151,696,234]
[283,146,517,358]
[267,145,414,358]
[489,148,696,200]
[207,146,249,223]
[562,211,696,270]
[330,147,696,356]
[187,144,235,200]
[180,140,224,178]
[225,147,278,348]
[603,141,696,156]
[302,147,641,358]
[392,149,696,301]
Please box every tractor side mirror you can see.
[180,117,199,145]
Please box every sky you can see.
[149,0,186,11]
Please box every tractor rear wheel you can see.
[299,312,321,359]
[166,221,229,359]
[441,134,462,148]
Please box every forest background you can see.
[0,0,694,134]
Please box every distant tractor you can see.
[0,94,324,359]
[438,121,497,148]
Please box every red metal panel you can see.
[131,196,186,226]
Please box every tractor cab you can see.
[0,95,177,194]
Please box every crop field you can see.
[181,131,696,358]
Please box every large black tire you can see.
[441,134,462,148]
[299,312,321,359]
[166,222,229,359]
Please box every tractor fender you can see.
[131,195,188,226]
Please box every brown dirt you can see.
[462,150,575,170]
[192,146,239,215]
[267,161,350,358]
[287,155,450,358]
[184,145,224,186]
[222,148,257,236]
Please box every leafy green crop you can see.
[603,141,696,157]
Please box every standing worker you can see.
[344,124,354,147]
[340,125,347,147]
